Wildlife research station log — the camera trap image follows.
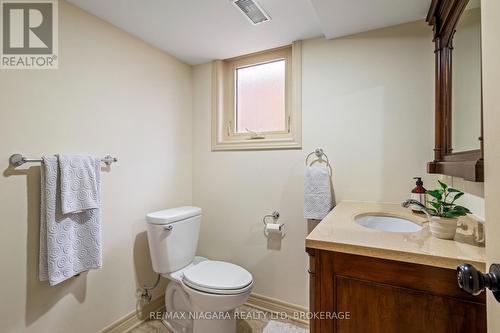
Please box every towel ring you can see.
[305,148,330,167]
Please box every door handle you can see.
[457,263,500,302]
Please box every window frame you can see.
[211,41,302,151]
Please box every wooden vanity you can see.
[306,202,486,333]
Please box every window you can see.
[236,59,286,133]
[212,42,302,150]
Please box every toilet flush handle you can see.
[164,225,173,231]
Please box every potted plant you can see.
[423,181,471,239]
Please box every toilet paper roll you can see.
[265,223,284,234]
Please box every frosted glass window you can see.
[235,59,286,133]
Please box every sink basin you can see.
[355,214,423,233]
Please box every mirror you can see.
[452,0,482,152]
[427,0,483,182]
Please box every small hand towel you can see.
[59,154,99,214]
[304,166,334,220]
[39,155,102,286]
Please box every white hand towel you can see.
[59,154,99,214]
[39,155,102,286]
[304,166,333,220]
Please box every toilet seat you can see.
[183,279,254,295]
[182,260,253,295]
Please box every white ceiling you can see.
[67,0,433,65]
[310,0,432,39]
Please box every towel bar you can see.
[9,153,118,167]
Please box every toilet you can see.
[146,206,253,333]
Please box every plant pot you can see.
[429,216,459,240]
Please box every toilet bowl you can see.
[146,207,253,333]
[162,258,253,333]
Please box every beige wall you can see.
[0,2,192,333]
[193,20,436,308]
[442,175,485,220]
[481,0,500,331]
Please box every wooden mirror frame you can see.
[426,0,484,182]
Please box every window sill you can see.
[211,136,302,151]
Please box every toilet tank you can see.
[146,206,202,274]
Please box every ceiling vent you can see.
[232,0,271,25]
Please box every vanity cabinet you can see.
[307,249,486,333]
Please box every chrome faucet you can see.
[401,199,432,220]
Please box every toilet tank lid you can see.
[146,206,201,224]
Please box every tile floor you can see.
[130,305,308,333]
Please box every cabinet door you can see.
[335,276,486,333]
[308,250,487,333]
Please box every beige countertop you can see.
[306,201,486,271]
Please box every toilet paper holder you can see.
[262,211,280,225]
[263,211,285,237]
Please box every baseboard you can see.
[97,296,165,333]
[245,293,309,327]
[98,292,308,332]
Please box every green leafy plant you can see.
[425,180,471,218]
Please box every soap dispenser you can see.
[411,177,427,213]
